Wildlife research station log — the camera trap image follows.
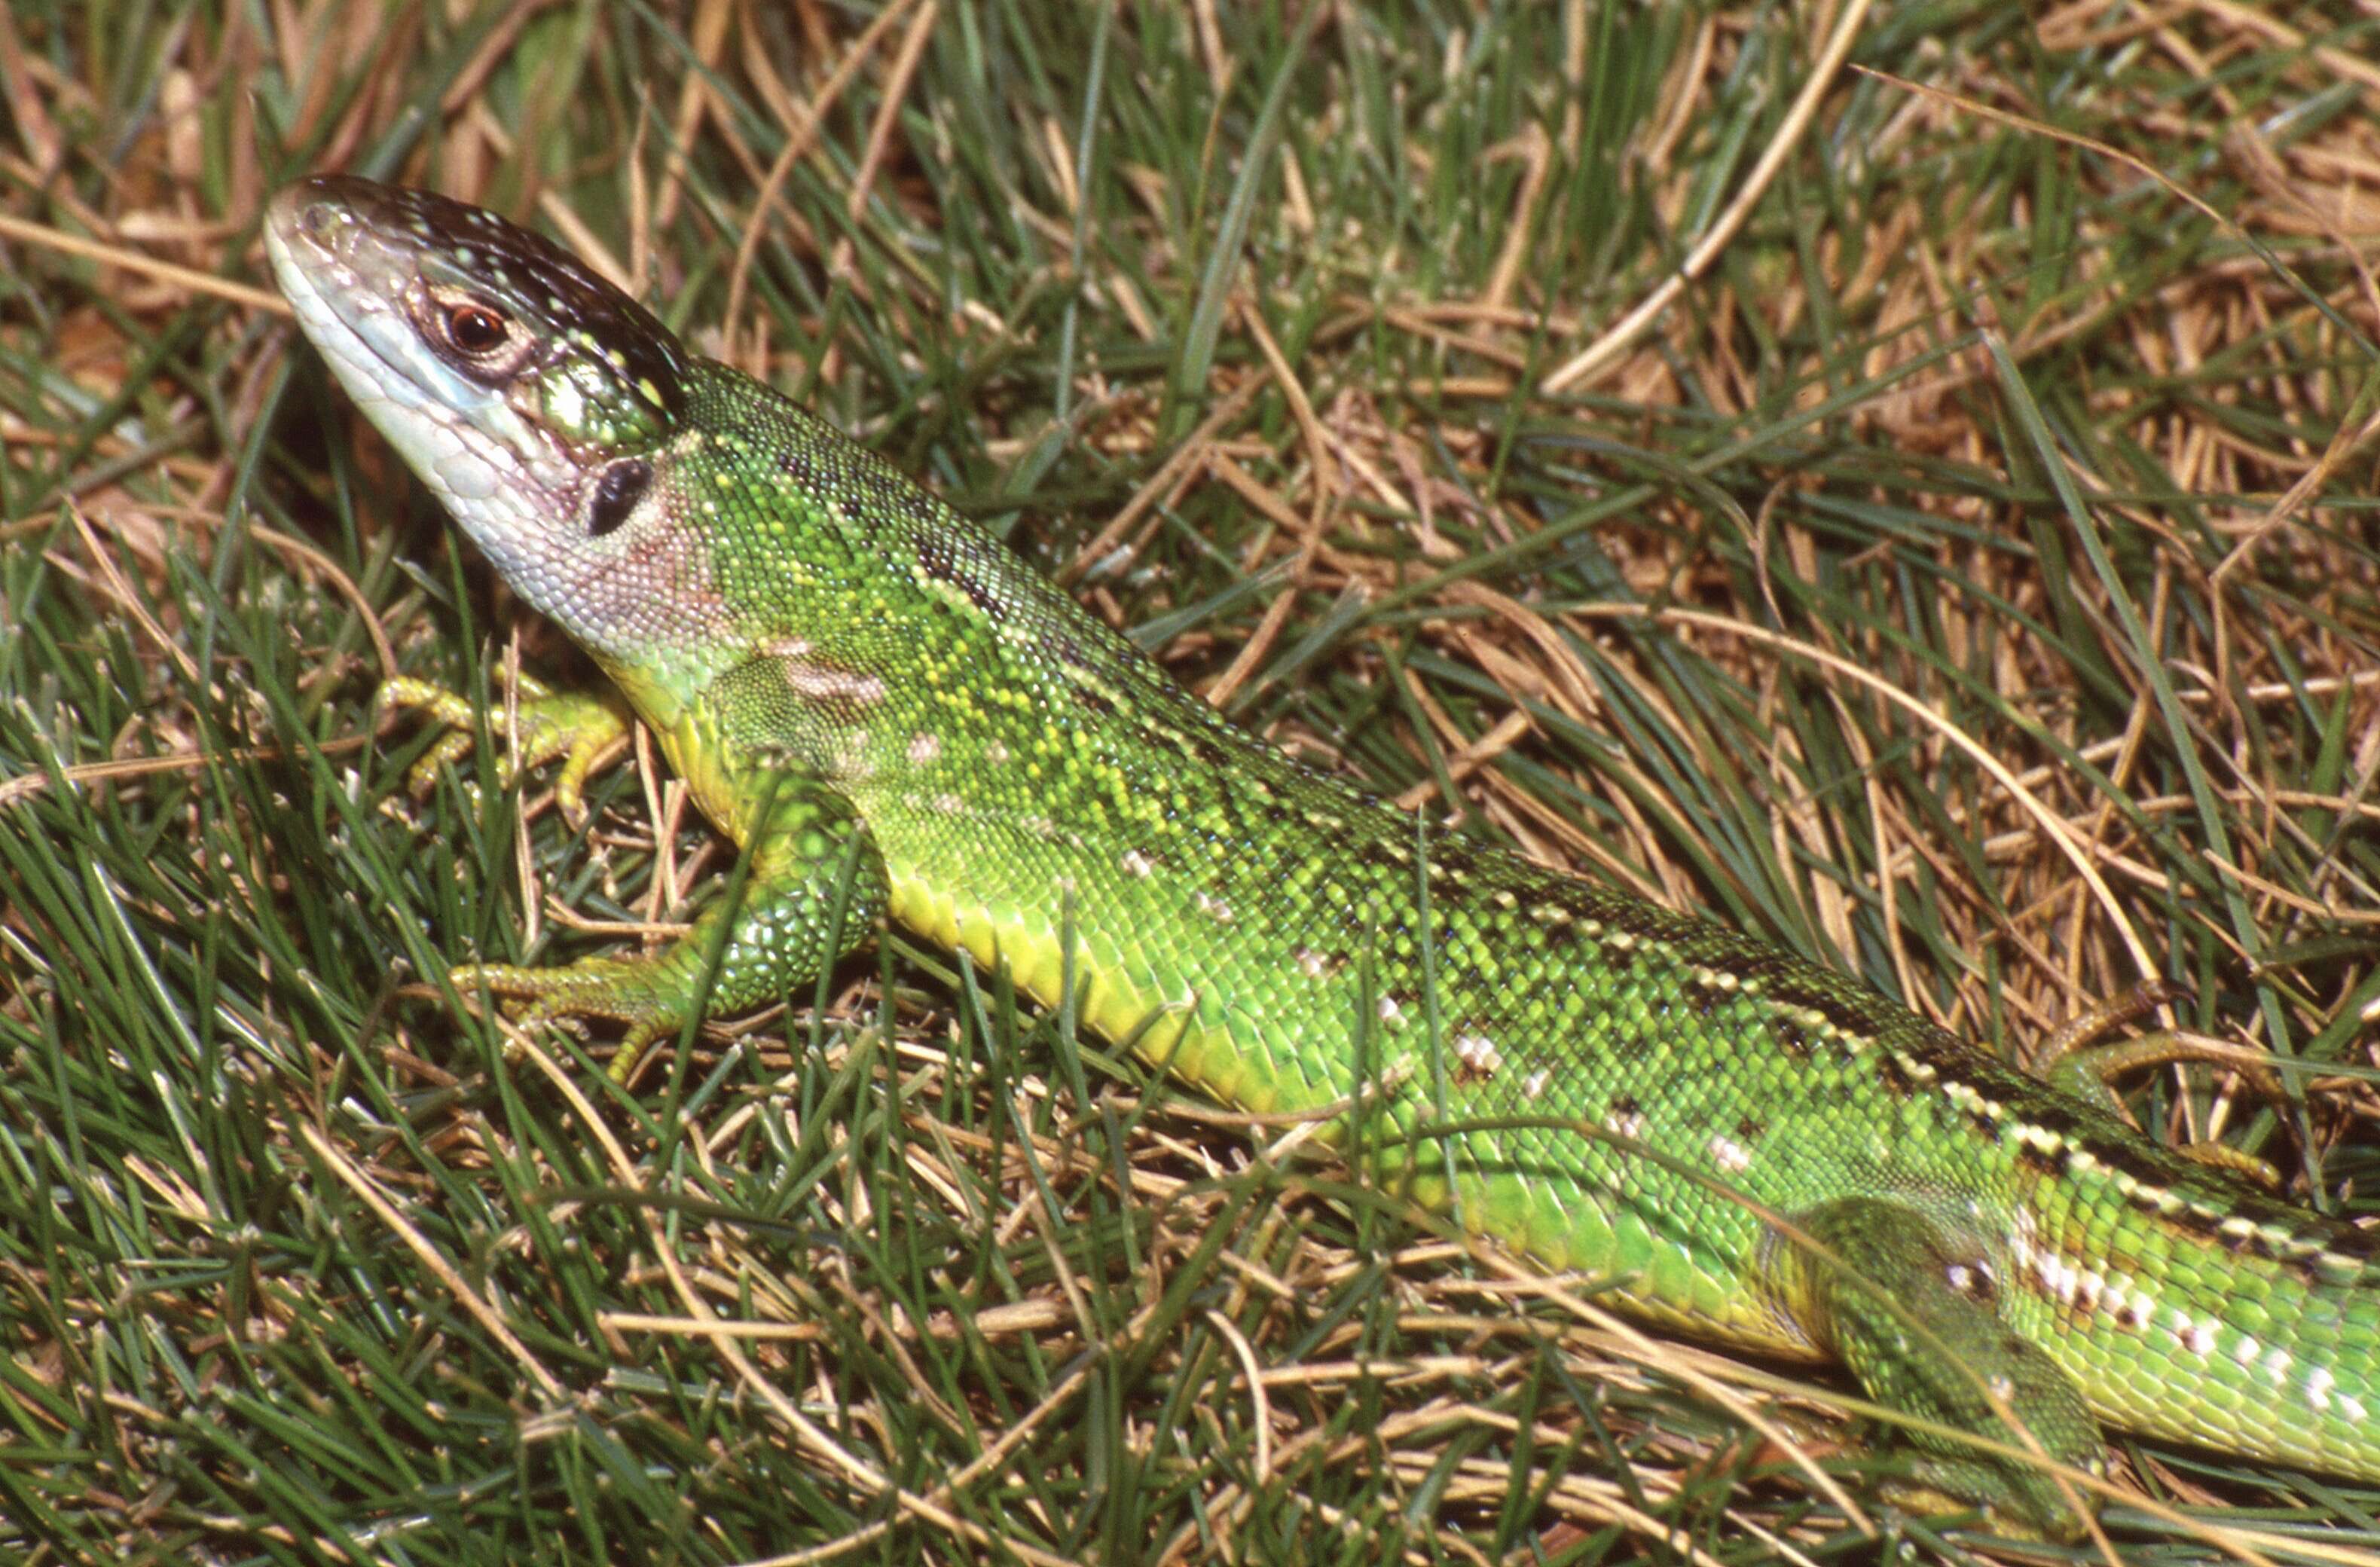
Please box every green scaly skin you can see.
[266,176,2380,1539]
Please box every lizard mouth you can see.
[267,184,475,431]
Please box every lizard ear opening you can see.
[588,457,653,538]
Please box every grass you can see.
[3,0,2378,1562]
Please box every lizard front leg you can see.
[454,771,889,1082]
[380,674,631,827]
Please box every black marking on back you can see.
[915,533,999,615]
[1758,975,1879,1046]
[1039,627,1098,673]
[1873,1051,1916,1099]
[1159,722,1238,774]
[1425,839,1483,884]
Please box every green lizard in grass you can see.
[265,174,2380,1540]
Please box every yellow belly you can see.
[885,873,1309,1120]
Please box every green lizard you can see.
[264,174,2380,1540]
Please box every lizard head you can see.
[266,175,726,664]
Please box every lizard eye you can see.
[442,301,510,356]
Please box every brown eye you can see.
[445,302,508,354]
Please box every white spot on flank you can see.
[2232,1333,2261,1366]
[1376,995,1404,1026]
[2013,1122,2065,1156]
[2262,1346,2294,1385]
[984,741,1010,765]
[1522,1068,1550,1097]
[1607,1107,1645,1140]
[1941,1077,2004,1123]
[1295,948,1330,979]
[2306,1367,2336,1413]
[1708,1135,1752,1174]
[1194,891,1233,923]
[932,793,964,816]
[1453,1034,1501,1078]
[907,732,941,765]
[779,657,885,704]
[1120,849,1154,878]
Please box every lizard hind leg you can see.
[2031,981,2286,1192]
[1775,1196,2110,1541]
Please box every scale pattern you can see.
[266,175,2380,1538]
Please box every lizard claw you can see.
[379,675,633,827]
